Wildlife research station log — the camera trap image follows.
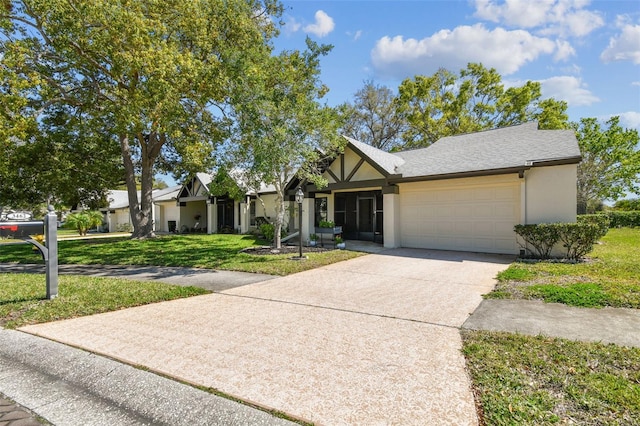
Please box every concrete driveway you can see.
[20,248,512,425]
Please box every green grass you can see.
[488,228,640,308]
[0,233,364,275]
[0,273,208,329]
[462,330,640,425]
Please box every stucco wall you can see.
[525,164,577,224]
[155,202,180,232]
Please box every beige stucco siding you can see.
[398,175,521,254]
[323,146,385,184]
[524,164,577,224]
[352,161,384,181]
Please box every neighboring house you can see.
[101,190,132,232]
[103,122,580,255]
[173,172,285,235]
[102,185,182,233]
[294,122,580,255]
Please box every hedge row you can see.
[605,210,640,228]
[514,219,609,261]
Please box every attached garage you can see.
[399,176,521,254]
[297,122,581,256]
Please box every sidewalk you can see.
[0,329,295,426]
[463,299,640,348]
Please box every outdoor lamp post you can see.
[295,187,304,259]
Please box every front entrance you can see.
[334,191,383,242]
[217,199,235,232]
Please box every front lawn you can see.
[0,233,364,276]
[487,228,640,308]
[463,331,640,425]
[0,273,208,329]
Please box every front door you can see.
[334,191,382,242]
[358,197,374,241]
[217,199,234,232]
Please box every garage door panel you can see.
[400,181,520,254]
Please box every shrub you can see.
[65,210,104,236]
[260,223,275,241]
[613,198,640,211]
[259,223,286,243]
[515,222,605,260]
[514,224,560,259]
[556,223,601,260]
[606,210,640,228]
[577,214,610,238]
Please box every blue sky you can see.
[275,0,640,130]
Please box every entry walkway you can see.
[12,249,512,425]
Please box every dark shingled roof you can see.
[383,122,581,179]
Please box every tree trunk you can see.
[274,194,284,249]
[119,132,163,239]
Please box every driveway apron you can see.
[20,248,512,425]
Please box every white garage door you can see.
[399,178,521,254]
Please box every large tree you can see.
[1,0,282,238]
[573,116,640,213]
[231,39,344,248]
[396,63,569,148]
[339,81,405,151]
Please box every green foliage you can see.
[514,224,560,259]
[577,214,610,238]
[231,38,345,248]
[309,233,318,241]
[0,274,208,329]
[259,223,287,245]
[207,168,246,201]
[339,81,405,151]
[573,117,640,213]
[2,0,283,238]
[515,221,607,260]
[260,223,276,242]
[607,211,640,228]
[318,220,335,228]
[496,266,535,282]
[462,331,640,425]
[0,233,364,276]
[527,283,607,307]
[396,63,569,148]
[488,228,640,309]
[613,198,640,211]
[64,210,104,236]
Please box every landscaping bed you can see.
[486,228,640,309]
[242,245,332,255]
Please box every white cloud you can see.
[346,30,363,41]
[600,23,640,64]
[473,0,604,38]
[303,10,335,38]
[632,81,640,87]
[284,15,302,34]
[554,39,576,61]
[371,24,556,78]
[616,111,640,131]
[539,76,600,106]
[597,112,640,132]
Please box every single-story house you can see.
[102,185,182,233]
[171,172,284,235]
[104,122,580,255]
[294,121,580,254]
